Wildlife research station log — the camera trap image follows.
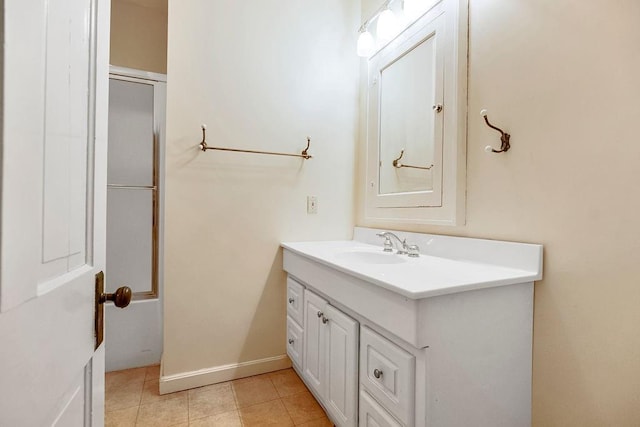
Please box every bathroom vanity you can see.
[282,228,543,427]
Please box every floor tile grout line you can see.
[186,385,190,425]
[234,373,292,426]
[235,384,245,427]
[280,394,329,426]
[134,397,140,426]
[270,369,327,425]
[236,395,282,412]
[187,409,242,425]
[269,371,295,426]
[280,396,297,426]
[230,379,243,426]
[233,373,283,413]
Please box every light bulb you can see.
[357,31,375,57]
[376,9,400,44]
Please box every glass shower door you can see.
[106,78,158,298]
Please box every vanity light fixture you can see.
[376,8,401,43]
[357,0,399,57]
[357,30,376,57]
[357,0,441,58]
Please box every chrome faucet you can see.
[376,232,420,257]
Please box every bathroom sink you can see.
[334,249,407,265]
[282,233,543,300]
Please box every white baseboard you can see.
[159,354,292,395]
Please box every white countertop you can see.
[282,229,543,299]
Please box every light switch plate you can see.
[307,196,318,214]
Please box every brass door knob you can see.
[99,286,132,308]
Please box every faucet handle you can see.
[376,233,393,252]
[407,244,420,258]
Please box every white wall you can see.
[110,0,167,73]
[163,0,360,384]
[357,0,640,425]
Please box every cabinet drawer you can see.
[360,326,415,426]
[360,390,403,427]
[286,277,304,326]
[286,315,304,368]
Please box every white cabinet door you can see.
[303,290,327,397]
[324,304,359,427]
[301,287,360,427]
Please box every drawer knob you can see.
[373,369,383,379]
[322,315,329,324]
[288,338,294,345]
[288,298,295,304]
[317,311,323,318]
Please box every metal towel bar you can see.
[392,149,433,170]
[198,125,312,159]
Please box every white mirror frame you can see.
[364,0,468,226]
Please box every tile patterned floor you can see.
[105,365,334,427]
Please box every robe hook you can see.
[481,110,511,153]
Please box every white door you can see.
[0,0,111,425]
[324,305,358,427]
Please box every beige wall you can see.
[358,0,640,425]
[163,0,639,423]
[110,0,167,73]
[163,1,360,376]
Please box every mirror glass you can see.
[378,34,437,195]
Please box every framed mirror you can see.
[365,0,467,225]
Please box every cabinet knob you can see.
[288,298,295,304]
[322,316,329,324]
[373,369,383,379]
[317,311,323,318]
[288,338,294,345]
[433,104,443,113]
